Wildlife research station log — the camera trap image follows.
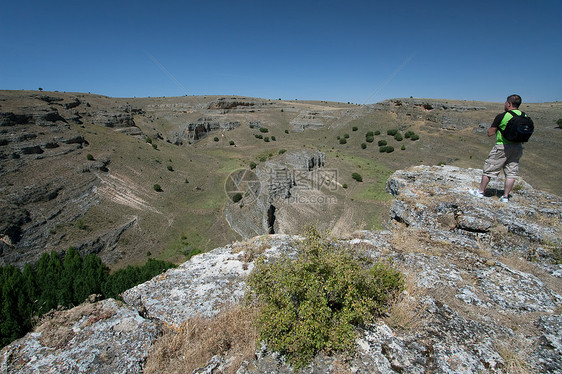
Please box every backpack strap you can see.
[508,110,526,117]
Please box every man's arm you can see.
[488,113,504,137]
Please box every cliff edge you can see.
[2,165,560,373]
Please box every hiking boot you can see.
[499,195,509,203]
[469,189,484,198]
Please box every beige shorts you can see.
[482,144,523,178]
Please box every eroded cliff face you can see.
[2,165,560,373]
[224,150,329,238]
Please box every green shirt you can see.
[492,110,522,145]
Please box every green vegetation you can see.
[153,184,162,192]
[86,153,94,161]
[249,161,257,169]
[405,130,420,141]
[259,127,269,133]
[394,133,403,141]
[339,138,347,144]
[557,118,562,128]
[352,172,363,182]
[379,146,394,153]
[167,165,174,171]
[232,193,243,203]
[387,129,398,136]
[352,126,358,131]
[0,248,176,347]
[213,137,219,142]
[247,227,404,368]
[378,140,387,146]
[229,141,235,146]
[361,143,367,149]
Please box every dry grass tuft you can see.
[35,301,116,348]
[144,304,259,374]
[231,237,271,264]
[384,271,428,330]
[495,340,533,374]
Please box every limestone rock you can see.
[0,299,160,373]
[2,166,561,373]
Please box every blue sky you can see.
[1,0,561,103]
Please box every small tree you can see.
[352,172,363,182]
[557,119,562,128]
[153,184,162,192]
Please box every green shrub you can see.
[229,141,235,146]
[86,153,94,161]
[379,146,394,153]
[232,193,243,203]
[366,135,374,143]
[378,140,387,146]
[339,138,347,144]
[271,136,276,141]
[557,119,562,128]
[375,130,381,136]
[387,129,398,136]
[344,133,350,139]
[352,172,363,182]
[279,149,287,154]
[410,134,420,141]
[401,144,406,150]
[153,184,162,192]
[394,133,403,141]
[352,126,358,131]
[404,130,415,138]
[146,137,152,144]
[366,131,374,137]
[259,127,269,133]
[214,137,219,142]
[285,129,289,134]
[247,227,404,368]
[342,183,348,188]
[249,161,257,169]
[167,165,174,171]
[361,143,367,149]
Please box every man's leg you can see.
[478,175,491,194]
[503,177,515,197]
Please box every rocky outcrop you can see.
[0,299,160,373]
[2,165,561,373]
[224,150,327,238]
[167,117,241,144]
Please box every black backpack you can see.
[499,110,534,142]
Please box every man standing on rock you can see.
[470,94,526,202]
